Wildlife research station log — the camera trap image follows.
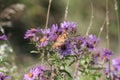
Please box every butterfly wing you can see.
[52,33,67,49]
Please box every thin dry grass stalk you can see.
[105,0,111,80]
[86,1,94,36]
[44,0,52,65]
[64,0,70,21]
[114,0,120,50]
[105,0,110,50]
[45,0,52,29]
[97,19,106,38]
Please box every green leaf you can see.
[59,69,72,78]
[30,50,39,53]
[69,59,75,66]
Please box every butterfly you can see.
[52,32,67,49]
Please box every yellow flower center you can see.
[103,56,107,59]
[31,28,36,31]
[40,37,46,42]
[29,73,33,78]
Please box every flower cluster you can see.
[24,21,119,80]
[24,21,76,56]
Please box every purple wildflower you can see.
[60,21,76,32]
[102,49,113,61]
[50,24,59,41]
[24,66,46,80]
[70,22,76,31]
[24,66,41,80]
[51,24,58,34]
[112,58,120,71]
[39,29,51,47]
[24,33,35,39]
[61,21,70,30]
[74,36,84,44]
[86,35,100,50]
[76,35,100,51]
[39,37,49,47]
[0,34,7,40]
[88,35,99,44]
[41,28,50,37]
[72,36,86,50]
[24,28,40,39]
[76,36,86,48]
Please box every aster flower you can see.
[74,36,86,48]
[60,21,76,32]
[112,58,120,71]
[88,35,99,44]
[24,28,40,39]
[0,34,7,40]
[41,28,50,37]
[39,37,49,47]
[50,24,59,41]
[24,66,41,80]
[39,29,51,47]
[74,36,90,52]
[73,36,84,44]
[51,24,58,34]
[86,35,100,50]
[102,49,113,61]
[78,35,100,51]
[61,21,70,30]
[24,66,46,80]
[72,36,87,51]
[70,22,76,30]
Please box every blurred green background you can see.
[0,0,120,78]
